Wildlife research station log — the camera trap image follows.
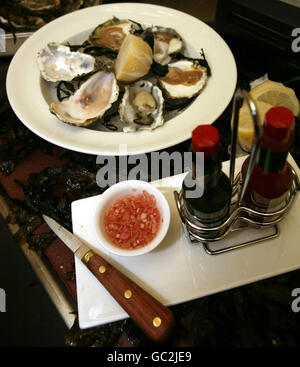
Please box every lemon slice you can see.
[233,100,273,152]
[250,80,300,116]
[114,34,153,82]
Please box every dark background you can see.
[0,58,67,344]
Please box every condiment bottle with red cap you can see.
[182,125,232,228]
[241,106,295,217]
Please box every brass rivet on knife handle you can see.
[124,289,132,299]
[82,250,94,264]
[153,317,162,327]
[99,265,106,274]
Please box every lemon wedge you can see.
[250,80,300,116]
[114,34,153,82]
[235,100,273,152]
[235,79,299,151]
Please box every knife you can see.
[43,215,175,343]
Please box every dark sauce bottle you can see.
[182,125,232,228]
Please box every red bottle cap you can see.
[192,125,220,157]
[264,106,294,140]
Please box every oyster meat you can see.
[50,71,119,126]
[37,42,96,82]
[88,17,141,51]
[119,80,164,132]
[144,26,183,66]
[158,59,208,99]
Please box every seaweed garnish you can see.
[68,40,117,58]
[65,317,126,347]
[0,96,54,175]
[164,96,196,112]
[3,195,55,255]
[128,19,144,35]
[141,27,154,50]
[56,77,92,102]
[199,48,211,77]
[172,48,211,77]
[102,112,119,131]
[1,160,103,255]
[151,61,169,77]
[57,81,76,101]
[14,165,102,221]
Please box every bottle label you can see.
[256,147,288,172]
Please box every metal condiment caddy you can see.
[174,89,300,255]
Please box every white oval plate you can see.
[6,3,237,156]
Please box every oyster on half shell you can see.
[37,42,96,82]
[158,59,208,99]
[88,17,141,51]
[144,26,183,66]
[50,71,119,126]
[119,80,164,132]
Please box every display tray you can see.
[71,155,300,329]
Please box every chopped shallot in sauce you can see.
[103,190,161,249]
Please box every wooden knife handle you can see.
[81,250,175,343]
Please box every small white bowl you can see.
[94,180,170,256]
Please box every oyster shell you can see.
[20,0,61,13]
[119,80,164,132]
[144,26,183,66]
[0,0,87,30]
[158,59,208,99]
[88,17,141,51]
[50,71,119,126]
[37,42,96,82]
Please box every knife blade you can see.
[43,215,175,343]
